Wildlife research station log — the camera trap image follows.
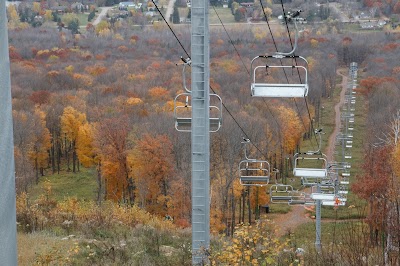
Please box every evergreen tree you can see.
[172,6,180,24]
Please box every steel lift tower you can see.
[191,0,210,264]
[0,1,18,265]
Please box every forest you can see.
[3,1,400,265]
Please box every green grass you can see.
[28,167,97,201]
[209,7,236,24]
[60,13,90,27]
[291,220,365,246]
[294,69,368,219]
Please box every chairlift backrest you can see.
[239,159,270,186]
[174,93,222,132]
[269,184,293,203]
[293,153,328,178]
[250,55,309,98]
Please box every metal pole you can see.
[191,0,210,264]
[315,183,322,251]
[0,1,18,264]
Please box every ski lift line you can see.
[151,0,190,58]
[212,5,283,138]
[152,0,268,158]
[258,0,291,85]
[279,0,302,84]
[212,6,249,75]
[279,0,320,150]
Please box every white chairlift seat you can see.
[311,193,335,201]
[174,93,222,132]
[293,154,328,178]
[250,55,309,98]
[294,168,327,178]
[239,160,270,186]
[322,200,346,206]
[251,82,308,98]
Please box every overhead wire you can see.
[278,0,320,150]
[152,0,267,158]
[257,0,317,151]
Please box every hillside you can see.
[2,1,400,265]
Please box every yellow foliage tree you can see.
[76,123,98,167]
[61,106,87,172]
[211,220,293,265]
[32,2,41,14]
[95,20,109,35]
[277,105,302,153]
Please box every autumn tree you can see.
[94,115,132,203]
[128,134,174,216]
[60,106,87,172]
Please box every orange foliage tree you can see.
[94,116,132,203]
[128,134,174,216]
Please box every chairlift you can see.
[250,10,309,98]
[289,191,312,205]
[269,184,294,203]
[342,172,350,177]
[340,176,350,185]
[239,139,270,186]
[322,200,346,206]
[250,56,309,98]
[173,58,222,132]
[293,153,328,178]
[174,93,222,132]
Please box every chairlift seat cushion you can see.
[176,117,221,128]
[293,168,327,178]
[271,195,292,201]
[311,193,335,200]
[240,176,269,183]
[322,201,346,206]
[251,83,308,98]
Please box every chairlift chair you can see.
[238,139,270,186]
[289,191,310,205]
[269,184,294,203]
[239,159,270,186]
[174,93,222,132]
[293,153,328,178]
[250,11,309,98]
[250,56,309,98]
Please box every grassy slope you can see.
[18,232,75,265]
[28,167,97,201]
[291,69,369,246]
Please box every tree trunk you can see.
[247,186,251,225]
[35,157,39,184]
[57,140,61,174]
[51,140,55,174]
[97,162,103,205]
[231,191,235,236]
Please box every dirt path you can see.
[93,7,113,26]
[271,205,312,237]
[326,69,348,161]
[165,0,177,23]
[270,68,348,237]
